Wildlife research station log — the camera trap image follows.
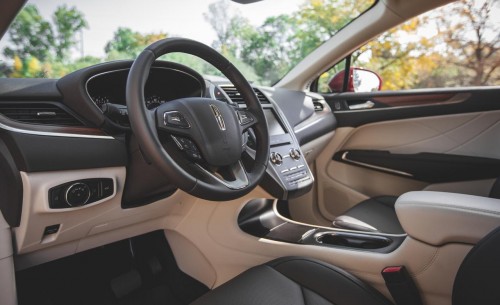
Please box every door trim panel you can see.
[325,87,500,127]
[333,150,500,183]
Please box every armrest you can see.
[396,191,500,246]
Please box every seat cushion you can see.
[334,196,404,234]
[191,257,393,305]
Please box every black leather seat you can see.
[333,179,500,234]
[191,257,392,305]
[191,227,500,305]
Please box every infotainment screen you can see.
[264,109,287,136]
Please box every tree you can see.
[3,4,88,77]
[52,5,87,61]
[434,0,499,86]
[352,18,439,90]
[204,0,375,85]
[204,0,232,52]
[238,15,300,84]
[3,5,54,61]
[105,27,167,59]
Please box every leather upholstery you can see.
[333,196,404,234]
[396,191,500,246]
[334,177,500,234]
[453,227,500,305]
[191,257,393,305]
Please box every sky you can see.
[22,0,305,59]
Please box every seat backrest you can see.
[452,226,500,305]
[488,178,500,199]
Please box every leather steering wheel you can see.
[126,38,270,201]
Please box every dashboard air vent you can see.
[0,103,84,126]
[220,86,270,104]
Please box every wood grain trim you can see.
[373,93,470,107]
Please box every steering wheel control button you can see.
[289,148,301,160]
[65,183,91,207]
[237,111,254,125]
[171,136,202,160]
[270,152,283,165]
[164,111,190,128]
[49,178,116,209]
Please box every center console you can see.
[238,199,405,253]
[248,105,314,200]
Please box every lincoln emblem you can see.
[210,104,226,131]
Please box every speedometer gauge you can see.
[145,95,164,109]
[91,96,110,108]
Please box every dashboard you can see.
[0,59,336,232]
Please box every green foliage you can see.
[3,5,54,62]
[206,0,375,85]
[3,4,87,78]
[53,5,87,60]
[104,27,167,59]
[2,0,497,91]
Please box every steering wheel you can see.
[126,38,270,201]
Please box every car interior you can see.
[0,0,499,304]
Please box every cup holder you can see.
[315,231,392,249]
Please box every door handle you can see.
[349,100,374,110]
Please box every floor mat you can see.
[16,231,209,305]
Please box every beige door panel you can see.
[313,110,500,222]
[321,162,427,219]
[343,110,500,159]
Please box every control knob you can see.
[65,183,91,207]
[289,148,301,160]
[270,152,283,165]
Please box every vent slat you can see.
[220,86,270,104]
[0,103,84,127]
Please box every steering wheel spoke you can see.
[156,106,194,137]
[235,109,258,132]
[194,161,249,190]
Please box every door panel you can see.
[341,110,500,159]
[312,87,500,222]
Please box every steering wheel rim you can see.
[126,38,269,201]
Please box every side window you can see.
[318,0,499,93]
[317,60,346,93]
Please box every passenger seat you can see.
[332,179,500,234]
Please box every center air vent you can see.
[0,103,84,127]
[220,86,271,104]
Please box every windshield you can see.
[0,0,375,85]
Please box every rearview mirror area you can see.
[328,67,382,93]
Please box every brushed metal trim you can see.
[0,120,114,139]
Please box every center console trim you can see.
[238,198,406,254]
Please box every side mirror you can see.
[328,68,382,93]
